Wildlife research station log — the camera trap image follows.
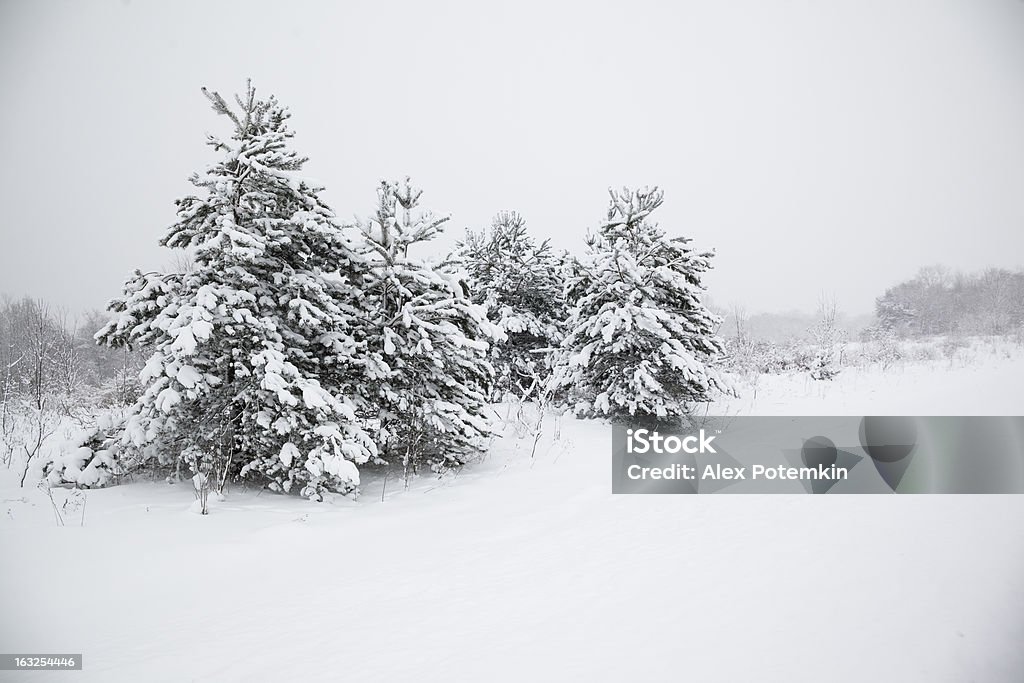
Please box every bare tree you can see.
[731,304,748,343]
[0,314,22,468]
[19,397,56,487]
[19,299,57,411]
[166,249,196,275]
[50,311,82,411]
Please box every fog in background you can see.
[2,0,1023,318]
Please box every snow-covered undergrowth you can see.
[1,341,1022,682]
[720,335,1024,416]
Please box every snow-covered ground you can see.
[719,337,1024,416]
[1,345,1023,682]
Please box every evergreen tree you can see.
[454,211,567,400]
[550,187,727,421]
[355,179,502,473]
[97,82,375,502]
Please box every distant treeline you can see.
[875,266,1024,337]
[0,297,140,413]
[716,308,872,343]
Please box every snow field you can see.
[1,349,1023,682]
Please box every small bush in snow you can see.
[42,412,126,488]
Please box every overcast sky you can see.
[1,0,1023,317]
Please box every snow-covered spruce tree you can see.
[550,187,728,422]
[453,211,567,400]
[97,82,376,502]
[355,179,502,475]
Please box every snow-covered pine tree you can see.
[97,81,376,502]
[355,179,502,474]
[550,187,728,422]
[454,211,567,400]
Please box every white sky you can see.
[1,0,1023,316]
